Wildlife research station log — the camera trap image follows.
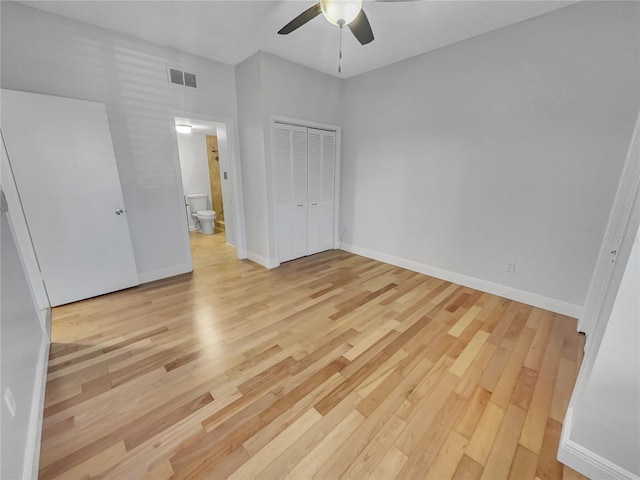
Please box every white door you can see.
[275,123,308,263]
[1,89,139,306]
[291,128,308,259]
[307,128,335,255]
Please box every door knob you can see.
[115,209,124,215]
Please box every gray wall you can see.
[1,1,240,282]
[235,52,343,265]
[236,52,269,263]
[340,0,640,309]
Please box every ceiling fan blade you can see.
[278,3,322,35]
[348,9,374,45]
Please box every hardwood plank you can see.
[228,408,323,479]
[38,248,584,480]
[549,357,576,423]
[448,305,482,337]
[340,414,407,478]
[535,417,564,480]
[519,317,565,454]
[244,372,344,456]
[510,366,539,411]
[454,385,491,440]
[490,326,536,409]
[396,391,467,477]
[452,454,484,479]
[424,429,469,480]
[368,446,408,480]
[396,372,459,456]
[480,403,527,479]
[464,401,505,465]
[524,312,554,372]
[313,358,435,479]
[508,444,539,480]
[449,330,490,377]
[285,410,365,479]
[256,392,363,479]
[477,346,511,392]
[50,441,126,480]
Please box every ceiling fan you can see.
[278,0,414,72]
[279,0,375,45]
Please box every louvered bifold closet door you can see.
[307,128,335,255]
[275,123,308,263]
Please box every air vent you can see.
[168,67,197,88]
[183,72,197,88]
[169,68,184,85]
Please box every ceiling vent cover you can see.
[168,67,197,88]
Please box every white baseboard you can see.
[339,242,584,318]
[138,262,192,284]
[558,408,639,480]
[247,251,279,269]
[23,335,50,480]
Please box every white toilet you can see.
[186,194,216,235]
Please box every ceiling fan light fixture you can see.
[320,0,363,26]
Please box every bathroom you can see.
[175,117,236,268]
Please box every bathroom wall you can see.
[176,132,212,230]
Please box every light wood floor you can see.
[39,249,587,479]
[189,231,236,270]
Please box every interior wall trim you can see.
[339,242,584,319]
[558,409,640,480]
[247,251,279,269]
[23,337,50,480]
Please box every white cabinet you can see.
[275,123,335,263]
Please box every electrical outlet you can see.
[506,261,516,274]
[4,387,16,417]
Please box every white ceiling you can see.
[21,0,577,78]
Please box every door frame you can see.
[561,112,640,468]
[270,115,342,267]
[169,111,247,264]
[1,128,51,326]
[579,112,640,340]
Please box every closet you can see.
[275,122,336,263]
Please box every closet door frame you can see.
[270,116,342,267]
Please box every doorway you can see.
[173,115,240,270]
